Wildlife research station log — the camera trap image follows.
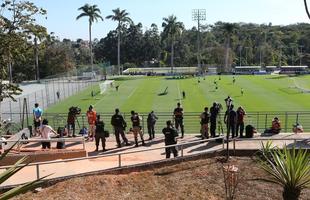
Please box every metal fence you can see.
[2,111,310,135]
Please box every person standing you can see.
[200,107,210,139]
[111,108,129,148]
[33,103,43,137]
[67,108,76,137]
[131,111,145,147]
[210,102,219,138]
[173,102,184,138]
[147,111,158,140]
[86,105,96,141]
[40,119,57,149]
[236,106,246,137]
[224,104,237,138]
[162,120,178,158]
[95,115,106,152]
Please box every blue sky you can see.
[29,0,309,40]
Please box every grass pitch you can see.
[45,75,310,114]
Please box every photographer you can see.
[210,102,220,137]
[224,96,233,109]
[147,111,158,140]
[67,107,81,137]
[236,106,246,137]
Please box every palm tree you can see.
[76,4,103,72]
[106,8,133,75]
[222,23,236,72]
[305,0,310,19]
[162,15,184,73]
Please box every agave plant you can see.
[257,144,310,200]
[0,142,47,200]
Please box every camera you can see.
[69,106,81,115]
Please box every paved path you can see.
[0,133,309,187]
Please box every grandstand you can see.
[234,66,261,74]
[122,67,198,75]
[280,66,309,74]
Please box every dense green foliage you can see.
[1,2,310,81]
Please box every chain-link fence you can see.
[2,111,309,136]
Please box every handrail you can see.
[0,136,225,169]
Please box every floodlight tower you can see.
[192,9,206,74]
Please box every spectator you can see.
[210,102,220,137]
[67,108,76,137]
[162,120,178,158]
[236,106,246,137]
[86,105,96,141]
[40,119,57,149]
[147,111,158,140]
[200,107,210,139]
[111,108,130,148]
[293,123,303,134]
[271,117,281,134]
[131,111,145,147]
[95,115,106,152]
[224,104,237,138]
[33,103,43,137]
[173,102,184,138]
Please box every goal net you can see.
[99,80,114,94]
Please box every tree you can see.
[305,0,310,20]
[162,15,184,73]
[106,8,133,74]
[76,4,103,72]
[221,23,237,72]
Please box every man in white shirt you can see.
[40,119,57,149]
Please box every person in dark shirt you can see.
[200,107,210,139]
[67,109,76,137]
[162,120,178,158]
[224,104,237,138]
[173,102,184,138]
[210,102,219,137]
[236,106,246,137]
[111,108,130,148]
[95,115,106,151]
[147,111,158,140]
[182,91,186,99]
[131,111,145,147]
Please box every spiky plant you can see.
[258,144,310,200]
[0,143,47,199]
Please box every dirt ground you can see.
[12,157,310,200]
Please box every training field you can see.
[46,75,310,114]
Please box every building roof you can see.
[280,66,308,69]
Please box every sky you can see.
[28,0,310,40]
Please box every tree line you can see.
[2,1,310,83]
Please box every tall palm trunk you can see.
[117,26,121,75]
[89,22,93,73]
[305,0,310,19]
[171,38,174,74]
[224,37,230,72]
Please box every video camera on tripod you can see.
[69,106,81,116]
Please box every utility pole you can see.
[34,36,40,82]
[239,45,242,67]
[299,45,304,66]
[192,9,206,74]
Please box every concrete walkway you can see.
[0,133,309,187]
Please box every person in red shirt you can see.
[86,105,97,141]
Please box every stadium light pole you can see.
[299,45,304,66]
[192,9,206,74]
[239,45,242,67]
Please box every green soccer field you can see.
[45,75,310,114]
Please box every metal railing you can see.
[2,111,309,136]
[0,136,225,188]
